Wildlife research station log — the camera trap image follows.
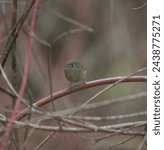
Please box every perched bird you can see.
[64,60,87,87]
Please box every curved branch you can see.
[16,76,146,120]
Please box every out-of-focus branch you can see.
[132,2,147,10]
[53,92,146,115]
[0,86,16,98]
[0,115,146,136]
[0,0,35,68]
[40,6,94,33]
[71,68,146,116]
[65,111,147,121]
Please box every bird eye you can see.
[71,64,75,67]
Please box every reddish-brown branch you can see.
[0,0,40,148]
[16,76,146,121]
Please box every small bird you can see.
[64,60,87,87]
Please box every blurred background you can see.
[0,0,146,149]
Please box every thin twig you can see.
[34,132,56,150]
[20,119,43,150]
[31,28,85,48]
[0,64,30,106]
[52,28,85,44]
[71,67,146,115]
[31,32,51,47]
[0,86,16,98]
[0,63,42,112]
[108,136,136,149]
[137,134,147,150]
[132,2,147,10]
[52,92,146,116]
[66,111,147,121]
[40,6,94,33]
